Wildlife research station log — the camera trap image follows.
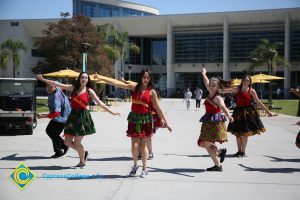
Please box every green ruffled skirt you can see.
[64,109,96,136]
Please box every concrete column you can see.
[284,13,291,99]
[223,17,230,80]
[167,20,175,97]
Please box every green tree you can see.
[97,24,140,74]
[33,15,112,76]
[0,39,27,78]
[248,38,289,103]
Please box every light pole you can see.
[82,43,90,72]
[268,49,276,104]
[127,65,132,80]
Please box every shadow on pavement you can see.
[0,153,49,161]
[1,165,73,170]
[264,155,300,163]
[66,174,128,180]
[66,156,132,161]
[163,153,209,158]
[148,167,205,177]
[239,164,300,173]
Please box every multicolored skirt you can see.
[64,109,96,136]
[296,131,300,149]
[197,113,227,145]
[227,106,266,137]
[127,111,153,138]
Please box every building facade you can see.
[0,1,299,98]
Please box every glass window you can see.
[230,30,284,62]
[291,28,300,61]
[174,32,223,63]
[152,39,167,65]
[99,4,112,17]
[81,2,97,17]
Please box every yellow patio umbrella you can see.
[231,78,269,86]
[231,78,241,86]
[251,73,285,81]
[43,69,80,78]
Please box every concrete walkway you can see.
[0,99,299,200]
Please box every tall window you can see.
[81,2,97,17]
[291,28,300,61]
[174,32,223,63]
[230,30,284,62]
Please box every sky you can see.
[0,0,299,20]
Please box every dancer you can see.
[94,69,172,178]
[36,84,71,158]
[225,75,272,157]
[37,73,120,168]
[290,88,300,117]
[120,77,161,160]
[198,67,233,171]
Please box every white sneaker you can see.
[140,169,148,178]
[129,165,139,176]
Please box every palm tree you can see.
[248,38,289,103]
[97,24,140,75]
[0,39,27,77]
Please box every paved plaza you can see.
[0,99,299,200]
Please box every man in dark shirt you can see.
[37,84,71,158]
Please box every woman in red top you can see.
[226,75,272,157]
[94,69,172,178]
[198,67,233,172]
[37,73,120,168]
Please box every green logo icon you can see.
[8,162,36,191]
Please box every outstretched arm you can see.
[150,89,172,132]
[201,67,209,91]
[250,88,272,117]
[219,87,238,94]
[94,74,135,90]
[215,96,234,122]
[37,75,73,91]
[88,88,120,116]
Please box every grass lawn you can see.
[37,99,48,113]
[262,99,299,116]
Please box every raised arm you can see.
[219,87,238,94]
[150,89,172,132]
[88,88,120,116]
[215,96,234,122]
[250,88,272,117]
[94,74,135,90]
[201,67,209,90]
[37,75,73,91]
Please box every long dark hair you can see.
[72,72,93,94]
[134,69,156,93]
[210,76,232,90]
[238,75,252,91]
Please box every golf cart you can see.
[0,78,37,135]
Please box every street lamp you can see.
[127,65,132,80]
[82,43,91,72]
[268,49,276,104]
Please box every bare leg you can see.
[147,138,152,154]
[131,138,140,166]
[236,136,242,152]
[140,138,148,169]
[74,136,85,164]
[241,136,248,154]
[200,141,221,167]
[64,135,76,150]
